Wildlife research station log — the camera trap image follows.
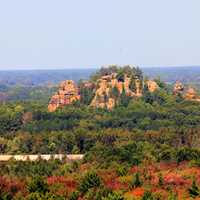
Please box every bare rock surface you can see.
[146,80,159,93]
[48,80,80,112]
[90,73,143,110]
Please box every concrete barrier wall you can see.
[0,154,84,161]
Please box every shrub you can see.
[141,191,154,200]
[176,148,200,163]
[102,192,124,200]
[129,173,142,189]
[69,191,79,200]
[27,176,48,194]
[116,166,128,177]
[168,191,178,200]
[188,179,200,198]
[27,192,64,200]
[79,171,101,194]
[158,173,163,187]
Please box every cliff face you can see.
[48,80,80,112]
[90,73,142,110]
[47,66,168,111]
[48,77,159,111]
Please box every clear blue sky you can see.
[0,0,200,70]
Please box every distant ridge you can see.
[0,66,200,86]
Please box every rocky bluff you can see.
[48,66,160,111]
[48,66,200,112]
[89,73,156,110]
[48,80,80,112]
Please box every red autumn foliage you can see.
[149,174,159,185]
[130,166,140,174]
[176,161,188,170]
[0,176,26,196]
[173,187,188,200]
[182,167,200,179]
[98,169,117,182]
[164,173,188,186]
[145,165,158,174]
[103,179,120,190]
[104,178,128,191]
[158,161,178,171]
[128,187,145,197]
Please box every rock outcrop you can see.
[184,87,200,101]
[90,73,142,110]
[173,81,200,102]
[48,66,181,111]
[173,81,184,95]
[146,80,159,93]
[48,80,80,112]
[48,76,160,111]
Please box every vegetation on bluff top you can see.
[90,65,142,81]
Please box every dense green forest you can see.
[1,66,200,199]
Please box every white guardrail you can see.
[0,154,84,161]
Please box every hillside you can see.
[1,66,200,199]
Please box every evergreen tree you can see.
[102,192,124,200]
[79,171,101,194]
[141,191,154,200]
[188,179,200,198]
[168,191,178,200]
[130,173,142,188]
[158,173,164,187]
[119,87,131,107]
[27,176,49,194]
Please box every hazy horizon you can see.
[1,65,200,71]
[0,0,200,70]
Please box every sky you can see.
[0,0,200,70]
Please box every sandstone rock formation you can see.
[48,80,80,112]
[173,81,200,102]
[134,78,143,97]
[173,81,184,95]
[184,87,200,101]
[146,80,159,93]
[90,73,143,110]
[48,66,175,111]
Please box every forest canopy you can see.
[1,66,200,199]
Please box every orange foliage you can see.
[128,187,145,197]
[0,176,26,196]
